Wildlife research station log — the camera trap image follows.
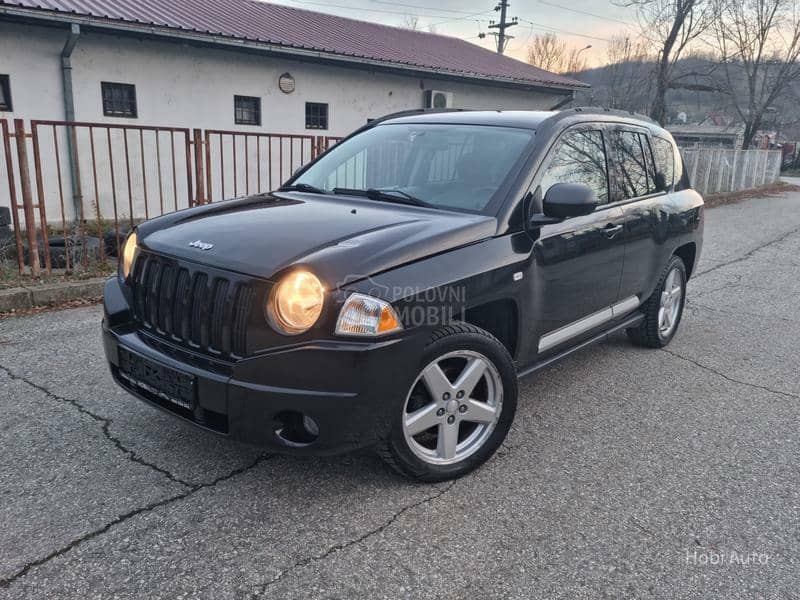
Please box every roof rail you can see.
[565,106,659,126]
[365,107,468,127]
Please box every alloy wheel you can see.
[402,350,503,466]
[658,266,683,338]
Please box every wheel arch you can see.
[673,242,697,279]
[457,298,519,361]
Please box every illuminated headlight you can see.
[267,270,325,335]
[335,293,403,337]
[121,231,138,280]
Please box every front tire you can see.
[627,255,687,348]
[378,323,517,482]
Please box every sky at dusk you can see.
[264,0,639,68]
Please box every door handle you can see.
[603,223,623,238]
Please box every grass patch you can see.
[0,259,114,290]
[704,181,800,208]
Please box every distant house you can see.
[0,0,587,132]
[668,124,746,149]
[668,116,745,149]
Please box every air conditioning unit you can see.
[423,90,454,109]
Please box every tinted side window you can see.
[540,129,609,205]
[610,130,649,201]
[640,134,659,194]
[674,146,690,191]
[651,136,675,191]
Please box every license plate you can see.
[118,348,196,410]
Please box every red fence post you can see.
[184,131,194,208]
[13,119,41,278]
[29,122,52,272]
[193,129,205,205]
[1,119,25,274]
[204,129,212,203]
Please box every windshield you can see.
[293,123,535,213]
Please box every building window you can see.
[234,95,261,126]
[305,102,328,130]
[0,75,12,112]
[101,82,137,118]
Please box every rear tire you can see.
[378,322,517,482]
[627,255,687,348]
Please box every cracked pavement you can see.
[1,190,800,599]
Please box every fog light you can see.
[274,411,319,446]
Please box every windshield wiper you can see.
[278,183,327,194]
[332,187,431,208]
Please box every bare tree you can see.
[712,0,800,148]
[603,35,653,111]
[622,0,713,123]
[527,33,568,72]
[564,48,589,74]
[403,14,419,30]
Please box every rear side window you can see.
[640,134,659,194]
[540,128,609,205]
[651,136,675,191]
[609,130,649,201]
[674,146,690,191]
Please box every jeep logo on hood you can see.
[188,239,214,251]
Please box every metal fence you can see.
[4,123,783,277]
[0,118,344,276]
[682,148,782,196]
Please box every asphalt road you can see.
[2,190,800,599]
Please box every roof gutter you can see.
[0,6,588,93]
[60,22,82,222]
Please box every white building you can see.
[0,0,586,223]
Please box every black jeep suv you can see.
[103,108,703,481]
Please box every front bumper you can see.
[103,277,426,454]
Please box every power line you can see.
[535,0,632,26]
[517,18,613,43]
[429,9,494,27]
[369,0,493,16]
[275,0,616,48]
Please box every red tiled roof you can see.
[0,0,588,90]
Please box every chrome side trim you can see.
[538,295,640,353]
[611,295,640,316]
[538,307,612,353]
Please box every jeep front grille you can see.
[131,252,254,358]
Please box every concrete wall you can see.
[0,21,564,222]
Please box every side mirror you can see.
[530,183,598,226]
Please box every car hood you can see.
[137,192,498,286]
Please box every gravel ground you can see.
[1,190,799,599]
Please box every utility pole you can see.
[488,1,518,55]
